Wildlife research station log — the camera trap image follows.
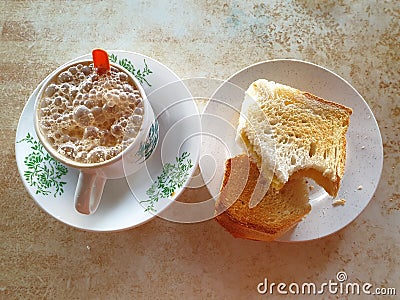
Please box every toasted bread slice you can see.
[215,155,311,241]
[237,79,352,197]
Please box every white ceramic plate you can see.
[15,50,201,232]
[199,59,383,241]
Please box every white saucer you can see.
[199,59,383,241]
[15,50,200,232]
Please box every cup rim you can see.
[34,58,150,169]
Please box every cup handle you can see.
[74,171,107,215]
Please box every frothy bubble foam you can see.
[37,62,144,164]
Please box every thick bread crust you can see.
[215,211,283,241]
[215,155,311,241]
[302,92,353,117]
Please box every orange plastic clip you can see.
[92,48,110,75]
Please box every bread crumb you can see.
[332,198,346,206]
[357,185,363,190]
[86,245,91,250]
[309,185,314,191]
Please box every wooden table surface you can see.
[1,1,399,299]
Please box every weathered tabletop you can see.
[1,1,398,299]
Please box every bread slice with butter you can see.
[215,155,311,241]
[236,79,352,197]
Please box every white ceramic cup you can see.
[34,59,159,215]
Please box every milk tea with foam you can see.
[37,62,144,164]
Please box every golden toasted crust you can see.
[215,211,286,241]
[215,155,311,241]
[302,92,353,116]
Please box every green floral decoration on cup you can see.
[136,120,159,162]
